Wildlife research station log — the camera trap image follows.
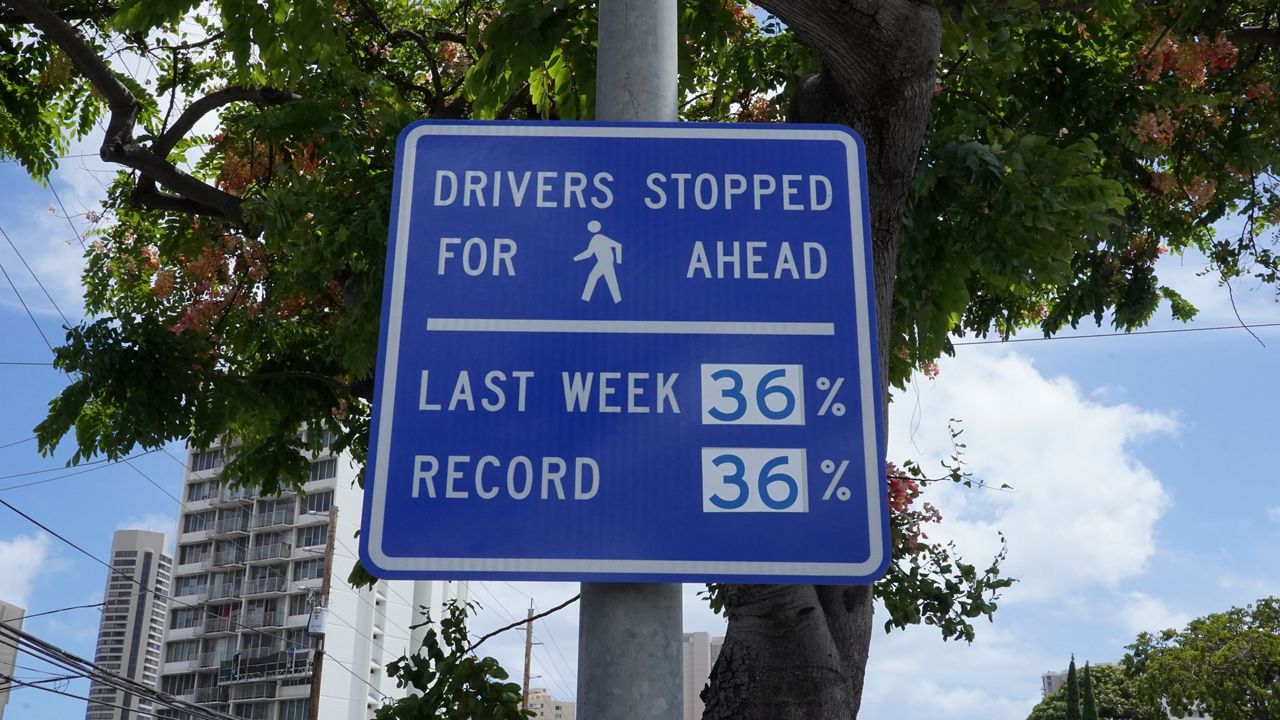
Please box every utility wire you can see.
[0,260,55,352]
[0,436,35,450]
[15,601,106,621]
[953,321,1280,346]
[0,224,72,326]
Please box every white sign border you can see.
[364,123,884,580]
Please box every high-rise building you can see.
[525,686,575,720]
[682,631,724,720]
[157,436,466,720]
[0,600,25,720]
[85,530,172,720]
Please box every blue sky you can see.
[1,147,1278,720]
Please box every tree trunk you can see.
[701,2,940,718]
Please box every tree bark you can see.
[702,2,940,718]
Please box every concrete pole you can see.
[579,3,682,720]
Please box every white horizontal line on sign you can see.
[425,318,836,336]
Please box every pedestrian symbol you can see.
[574,220,622,303]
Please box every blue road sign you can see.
[359,121,887,584]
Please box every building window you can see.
[177,543,210,565]
[292,559,324,582]
[164,640,199,663]
[160,673,195,695]
[170,608,202,629]
[302,491,333,515]
[279,699,308,720]
[190,448,223,472]
[309,459,337,483]
[296,525,326,549]
[182,511,214,533]
[173,576,206,597]
[287,593,314,617]
[186,480,217,502]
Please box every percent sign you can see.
[815,376,846,416]
[820,459,852,501]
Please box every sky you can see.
[1,138,1278,720]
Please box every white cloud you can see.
[861,622,1051,720]
[1268,505,1280,523]
[889,351,1175,601]
[0,532,53,608]
[1119,592,1190,635]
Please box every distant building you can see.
[526,686,575,720]
[156,437,465,720]
[0,600,25,720]
[682,631,725,720]
[85,529,173,720]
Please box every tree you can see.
[1124,597,1280,720]
[2,0,1279,718]
[1027,663,1163,720]
[1067,656,1081,720]
[1082,662,1099,720]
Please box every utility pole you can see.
[306,505,338,720]
[579,2,683,720]
[521,604,534,712]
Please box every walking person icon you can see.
[574,220,623,303]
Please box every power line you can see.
[953,321,1280,346]
[0,497,300,653]
[0,625,236,720]
[0,260,55,353]
[15,601,106,621]
[0,360,53,366]
[0,450,158,492]
[0,224,72,326]
[0,436,35,450]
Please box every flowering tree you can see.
[2,0,1278,718]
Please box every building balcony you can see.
[202,615,240,634]
[243,609,286,628]
[229,682,277,701]
[194,686,226,703]
[209,583,244,601]
[244,576,288,596]
[219,648,314,685]
[197,652,234,670]
[247,543,292,562]
[213,551,247,567]
[212,516,250,535]
[215,486,255,505]
[251,509,294,529]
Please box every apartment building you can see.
[682,631,725,720]
[525,687,575,720]
[157,436,466,720]
[0,600,24,720]
[85,530,172,720]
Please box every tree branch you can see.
[2,0,284,223]
[465,594,580,654]
[153,86,301,157]
[1227,27,1280,47]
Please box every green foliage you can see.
[1124,596,1280,720]
[892,0,1280,386]
[1082,663,1099,720]
[1066,657,1080,720]
[5,0,1279,665]
[376,601,532,720]
[1027,663,1163,720]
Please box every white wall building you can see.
[157,437,466,720]
[682,631,724,720]
[526,686,575,720]
[0,600,25,720]
[86,529,172,720]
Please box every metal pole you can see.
[579,2,682,720]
